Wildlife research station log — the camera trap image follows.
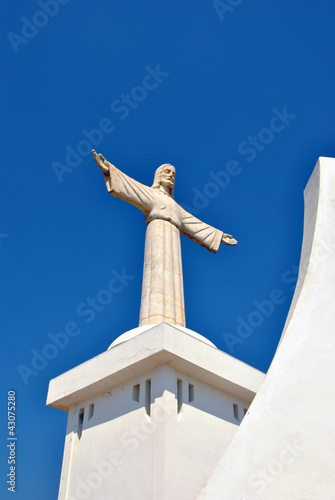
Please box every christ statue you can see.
[92,150,237,328]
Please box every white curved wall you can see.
[198,157,335,499]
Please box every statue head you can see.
[152,164,176,197]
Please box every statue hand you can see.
[92,149,111,175]
[221,233,238,245]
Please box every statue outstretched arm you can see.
[180,210,237,253]
[92,150,154,213]
[92,150,110,174]
[221,233,238,245]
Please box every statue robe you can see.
[103,165,223,327]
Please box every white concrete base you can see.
[47,323,264,500]
[197,157,335,499]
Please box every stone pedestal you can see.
[47,323,264,500]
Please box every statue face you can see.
[160,165,176,189]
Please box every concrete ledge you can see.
[47,323,264,411]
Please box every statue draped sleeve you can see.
[180,210,223,253]
[103,165,154,215]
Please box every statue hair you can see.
[152,164,175,198]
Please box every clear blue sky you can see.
[1,1,335,498]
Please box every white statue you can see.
[93,150,237,328]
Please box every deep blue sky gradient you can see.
[1,1,335,498]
